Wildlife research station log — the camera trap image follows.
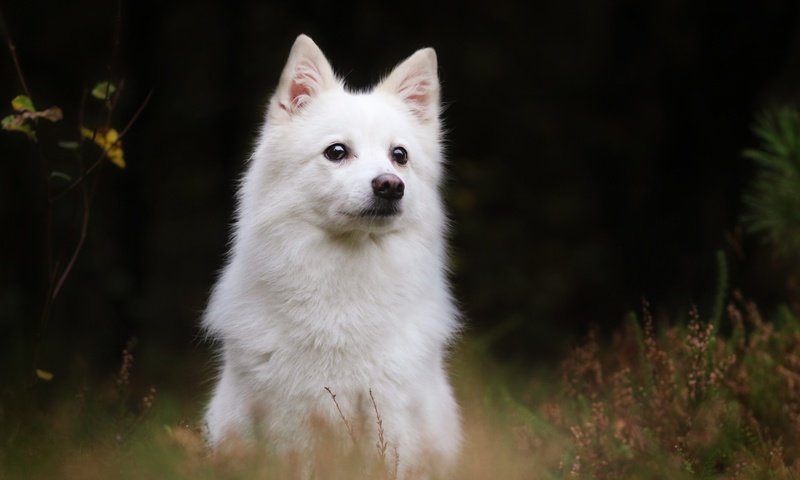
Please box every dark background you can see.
[2,1,800,384]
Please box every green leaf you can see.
[35,369,54,381]
[1,114,36,140]
[91,81,116,100]
[11,94,35,112]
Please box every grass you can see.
[2,291,800,479]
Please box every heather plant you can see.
[546,293,800,479]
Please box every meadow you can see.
[3,281,800,479]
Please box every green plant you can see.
[742,106,800,258]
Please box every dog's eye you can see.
[323,143,348,162]
[391,146,408,165]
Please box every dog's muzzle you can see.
[359,173,404,218]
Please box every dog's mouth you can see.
[359,199,401,218]
[337,199,403,226]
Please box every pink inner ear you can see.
[289,80,312,108]
[397,77,431,119]
[286,60,324,111]
[406,79,430,106]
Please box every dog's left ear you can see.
[377,48,440,123]
[271,35,338,120]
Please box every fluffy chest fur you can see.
[207,226,456,383]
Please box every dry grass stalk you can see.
[116,347,134,389]
[369,389,389,462]
[323,386,356,445]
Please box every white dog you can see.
[203,34,461,477]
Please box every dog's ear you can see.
[377,48,440,123]
[272,35,337,118]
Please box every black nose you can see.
[371,174,405,200]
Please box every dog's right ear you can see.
[270,35,338,121]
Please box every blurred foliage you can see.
[743,107,800,259]
[1,19,135,383]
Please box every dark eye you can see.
[391,146,408,165]
[324,143,348,162]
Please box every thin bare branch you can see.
[50,163,91,301]
[102,0,123,128]
[0,9,32,99]
[118,89,152,139]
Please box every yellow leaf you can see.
[108,146,125,168]
[81,126,125,168]
[36,369,54,381]
[105,128,118,144]
[80,126,96,141]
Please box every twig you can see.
[369,389,388,461]
[324,386,356,444]
[0,9,32,100]
[392,446,400,480]
[50,177,90,300]
[104,78,123,127]
[109,0,122,84]
[52,150,110,201]
[117,89,152,138]
[8,41,30,99]
[101,0,123,129]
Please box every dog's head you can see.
[246,35,444,237]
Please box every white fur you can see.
[203,35,461,477]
